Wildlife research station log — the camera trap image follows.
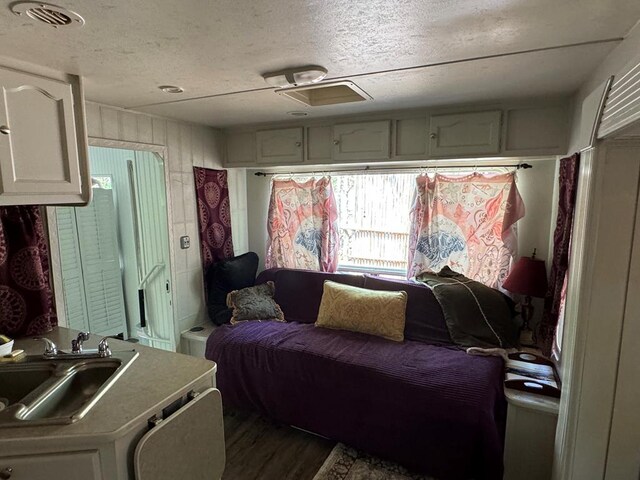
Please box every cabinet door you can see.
[225,131,256,166]
[0,451,102,480]
[306,125,332,164]
[395,117,427,158]
[333,121,390,161]
[503,406,557,480]
[0,67,83,201]
[135,388,224,480]
[256,127,303,165]
[428,111,502,157]
[503,106,567,155]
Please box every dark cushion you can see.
[255,268,365,324]
[206,252,259,325]
[363,275,453,345]
[417,267,519,349]
[227,281,285,323]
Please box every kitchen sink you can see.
[0,351,138,427]
[0,362,57,406]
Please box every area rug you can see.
[312,443,435,480]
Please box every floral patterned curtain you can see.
[266,177,339,272]
[0,206,57,337]
[408,172,525,288]
[194,167,234,272]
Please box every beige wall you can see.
[84,102,228,347]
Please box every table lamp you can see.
[503,249,548,347]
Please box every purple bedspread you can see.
[207,321,506,479]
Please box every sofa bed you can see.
[206,267,507,480]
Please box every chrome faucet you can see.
[71,332,90,353]
[97,337,112,357]
[39,337,58,356]
[38,332,112,359]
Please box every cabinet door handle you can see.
[0,467,13,479]
[295,141,301,147]
[429,133,437,139]
[333,139,340,145]
[0,126,10,135]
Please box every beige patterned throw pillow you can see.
[315,281,407,342]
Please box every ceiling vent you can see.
[11,2,85,28]
[276,81,372,107]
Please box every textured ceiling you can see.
[0,0,638,127]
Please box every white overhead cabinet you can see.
[395,117,428,158]
[256,127,304,164]
[428,111,502,157]
[222,103,567,167]
[0,65,90,205]
[306,125,333,163]
[225,131,256,166]
[332,121,391,161]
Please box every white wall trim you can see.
[553,139,640,480]
[89,136,166,153]
[552,147,598,479]
[45,208,66,327]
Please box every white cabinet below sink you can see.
[0,451,102,480]
[135,388,224,480]
[0,329,223,480]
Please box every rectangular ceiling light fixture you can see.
[275,80,372,106]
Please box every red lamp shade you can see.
[503,256,548,298]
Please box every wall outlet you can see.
[180,236,190,249]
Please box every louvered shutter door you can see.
[55,207,90,331]
[599,63,640,138]
[74,188,127,337]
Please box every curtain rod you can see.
[254,162,533,177]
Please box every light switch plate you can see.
[180,236,190,249]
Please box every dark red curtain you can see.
[194,167,234,272]
[0,206,57,337]
[539,153,580,355]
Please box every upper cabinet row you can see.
[0,65,90,206]
[225,106,568,167]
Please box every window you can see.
[332,174,415,276]
[265,168,523,287]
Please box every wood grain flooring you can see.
[222,409,335,480]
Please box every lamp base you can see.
[519,327,537,348]
[519,296,538,348]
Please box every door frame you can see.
[553,139,640,479]
[47,138,177,349]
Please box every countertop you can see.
[0,327,217,455]
[504,388,560,415]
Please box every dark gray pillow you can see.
[416,267,519,349]
[206,252,259,325]
[226,281,285,324]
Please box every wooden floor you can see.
[223,409,335,480]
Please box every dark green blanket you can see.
[416,266,519,349]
